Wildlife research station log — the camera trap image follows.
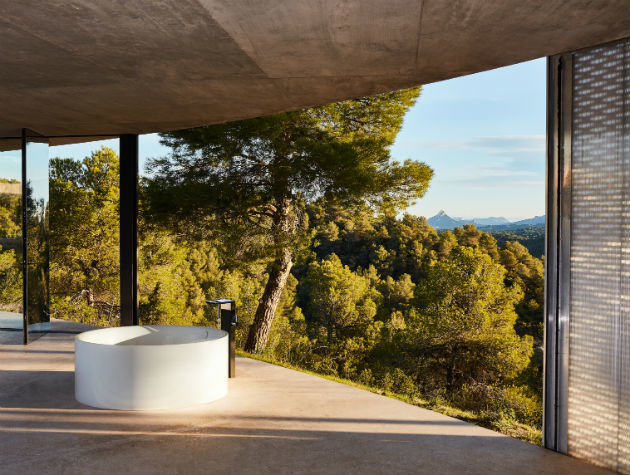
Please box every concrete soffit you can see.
[0,0,628,146]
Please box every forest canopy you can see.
[145,87,432,353]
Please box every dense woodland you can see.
[485,226,545,258]
[0,179,21,313]
[0,89,544,443]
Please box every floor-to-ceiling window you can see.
[48,139,120,329]
[23,130,50,341]
[0,141,23,343]
[0,130,50,344]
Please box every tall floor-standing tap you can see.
[207,299,237,378]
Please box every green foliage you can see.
[145,88,433,352]
[304,254,380,342]
[48,147,263,329]
[147,88,431,248]
[381,368,417,398]
[404,246,532,391]
[0,246,21,310]
[451,383,542,427]
[301,254,383,379]
[500,241,544,340]
[379,274,415,313]
[489,226,545,258]
[0,205,20,238]
[0,187,22,312]
[50,147,120,325]
[138,230,208,326]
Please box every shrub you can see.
[451,382,541,427]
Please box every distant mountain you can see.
[428,210,463,229]
[472,217,511,226]
[427,211,545,231]
[512,215,545,226]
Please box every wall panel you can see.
[549,38,630,472]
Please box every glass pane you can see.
[25,132,50,340]
[0,144,23,342]
[49,141,120,328]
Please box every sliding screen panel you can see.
[546,38,630,473]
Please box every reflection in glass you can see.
[0,146,23,335]
[24,132,50,339]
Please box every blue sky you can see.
[45,58,546,221]
[391,58,546,221]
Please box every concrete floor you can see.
[0,324,612,475]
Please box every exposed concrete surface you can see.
[0,328,613,475]
[0,0,628,144]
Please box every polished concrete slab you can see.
[0,327,613,475]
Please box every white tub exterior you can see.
[75,325,228,410]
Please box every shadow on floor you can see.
[0,363,613,475]
[0,371,577,475]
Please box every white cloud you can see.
[400,135,545,157]
[437,176,544,188]
[473,168,538,177]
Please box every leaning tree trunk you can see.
[244,198,294,354]
[244,246,293,353]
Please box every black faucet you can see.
[207,299,237,378]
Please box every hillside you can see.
[513,215,545,226]
[427,211,545,257]
[487,226,545,258]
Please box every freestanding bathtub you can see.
[75,325,228,410]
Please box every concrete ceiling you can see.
[0,0,629,147]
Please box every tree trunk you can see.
[81,288,94,306]
[244,246,293,353]
[244,197,294,354]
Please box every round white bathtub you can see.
[75,325,228,410]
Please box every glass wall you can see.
[24,131,50,340]
[0,143,23,341]
[0,130,50,343]
[48,139,120,328]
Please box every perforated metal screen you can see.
[568,39,630,472]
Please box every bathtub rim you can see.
[75,324,228,348]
